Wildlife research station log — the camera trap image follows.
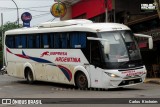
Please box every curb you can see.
[144,79,160,85]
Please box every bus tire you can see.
[75,72,88,89]
[26,68,34,84]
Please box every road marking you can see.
[3,86,13,88]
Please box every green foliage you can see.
[0,22,21,67]
[0,22,19,35]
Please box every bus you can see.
[4,19,153,89]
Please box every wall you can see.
[115,0,155,14]
[61,6,72,20]
[115,0,156,23]
[72,0,106,19]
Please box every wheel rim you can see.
[27,71,33,82]
[78,74,87,88]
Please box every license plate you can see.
[129,81,134,84]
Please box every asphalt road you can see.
[0,74,160,107]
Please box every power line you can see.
[32,17,57,27]
[0,5,51,9]
[16,12,53,22]
[32,13,51,18]
[0,8,16,12]
[0,7,51,19]
[46,17,56,22]
[51,18,56,21]
[21,5,52,9]
[0,7,50,12]
[22,9,49,12]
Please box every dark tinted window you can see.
[6,32,87,49]
[15,35,27,48]
[50,33,54,48]
[27,34,40,48]
[54,33,69,48]
[6,36,15,48]
[41,34,49,48]
[54,33,61,48]
[70,32,86,48]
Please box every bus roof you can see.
[5,19,130,35]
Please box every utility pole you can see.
[105,8,108,22]
[1,13,3,39]
[1,13,4,67]
[11,0,19,27]
[105,0,115,22]
[104,0,108,22]
[154,0,160,19]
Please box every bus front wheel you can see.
[75,72,88,89]
[26,68,34,84]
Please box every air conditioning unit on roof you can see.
[39,19,93,28]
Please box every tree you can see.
[0,22,21,68]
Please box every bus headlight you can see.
[105,72,120,78]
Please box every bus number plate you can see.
[129,81,134,84]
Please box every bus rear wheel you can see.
[26,69,34,84]
[75,72,88,89]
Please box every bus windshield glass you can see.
[100,30,141,63]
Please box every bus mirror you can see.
[104,41,110,54]
[134,33,153,50]
[148,37,153,49]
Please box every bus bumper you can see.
[103,66,147,89]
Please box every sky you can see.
[0,0,59,27]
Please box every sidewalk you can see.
[144,78,160,85]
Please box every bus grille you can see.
[118,78,142,86]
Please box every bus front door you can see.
[88,40,104,88]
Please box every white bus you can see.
[4,19,153,89]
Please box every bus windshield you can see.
[100,30,141,63]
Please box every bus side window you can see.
[21,35,27,48]
[28,35,33,48]
[54,33,68,49]
[15,35,26,48]
[70,32,79,48]
[79,32,86,48]
[50,33,54,48]
[61,33,68,48]
[41,34,49,48]
[28,34,40,48]
[70,32,86,48]
[35,35,40,48]
[54,33,61,48]
[15,35,21,48]
[6,36,15,48]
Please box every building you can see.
[61,0,114,22]
[60,0,160,78]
